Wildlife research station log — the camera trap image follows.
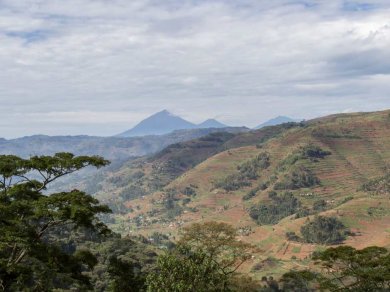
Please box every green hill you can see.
[91,109,390,278]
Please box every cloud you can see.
[0,0,389,137]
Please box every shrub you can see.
[286,232,300,241]
[182,198,191,205]
[278,144,331,171]
[243,188,258,201]
[295,207,311,219]
[300,216,348,244]
[259,182,269,190]
[313,199,327,211]
[360,173,390,196]
[215,152,271,191]
[339,195,354,205]
[182,186,197,197]
[214,173,252,191]
[249,192,301,225]
[166,207,183,219]
[274,166,320,190]
[242,182,269,201]
[119,185,147,200]
[300,144,331,160]
[311,128,362,139]
[268,190,278,199]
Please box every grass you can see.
[292,246,301,253]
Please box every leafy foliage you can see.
[313,246,390,291]
[242,182,269,201]
[311,128,362,139]
[161,189,183,219]
[0,153,111,291]
[278,144,331,172]
[214,173,252,192]
[361,172,390,196]
[178,222,254,275]
[249,192,301,225]
[243,188,259,201]
[300,216,348,245]
[215,152,270,191]
[147,222,255,291]
[300,144,332,160]
[279,270,317,292]
[274,166,320,190]
[146,246,225,292]
[281,246,390,291]
[80,234,159,292]
[285,232,301,242]
[106,252,146,291]
[182,185,197,197]
[312,199,327,211]
[237,152,270,180]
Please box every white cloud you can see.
[0,0,389,137]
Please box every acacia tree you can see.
[178,221,254,278]
[147,221,255,291]
[280,246,390,291]
[0,153,111,291]
[313,246,390,291]
[146,245,225,292]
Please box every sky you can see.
[0,0,389,138]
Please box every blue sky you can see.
[0,0,389,138]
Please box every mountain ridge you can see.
[117,110,228,137]
[255,115,297,129]
[197,119,227,128]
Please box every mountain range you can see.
[0,110,298,161]
[0,127,247,161]
[117,110,297,137]
[117,110,228,137]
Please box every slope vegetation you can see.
[107,109,390,278]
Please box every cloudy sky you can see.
[0,0,389,138]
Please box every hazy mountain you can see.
[255,116,297,129]
[117,110,229,137]
[117,110,196,137]
[197,119,227,128]
[0,127,247,161]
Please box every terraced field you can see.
[104,109,390,279]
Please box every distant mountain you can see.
[117,110,195,137]
[0,127,247,161]
[117,110,228,137]
[197,119,227,128]
[255,116,297,129]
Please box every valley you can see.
[90,109,390,279]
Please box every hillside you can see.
[101,109,390,278]
[85,123,301,211]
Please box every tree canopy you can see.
[147,221,255,291]
[279,246,390,291]
[0,153,111,291]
